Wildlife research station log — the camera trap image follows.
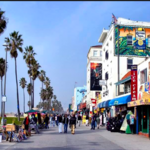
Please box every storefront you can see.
[109,94,131,117]
[128,98,150,137]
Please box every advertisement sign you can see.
[69,104,72,112]
[115,26,150,57]
[131,65,138,101]
[145,82,149,92]
[99,80,106,86]
[90,63,102,91]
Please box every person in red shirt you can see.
[23,114,30,133]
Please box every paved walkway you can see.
[0,124,150,150]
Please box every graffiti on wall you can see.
[115,26,150,56]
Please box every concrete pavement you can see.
[0,124,150,150]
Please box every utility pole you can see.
[117,25,120,96]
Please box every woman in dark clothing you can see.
[44,114,49,129]
[70,114,76,134]
[23,114,30,131]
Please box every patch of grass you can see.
[0,117,24,125]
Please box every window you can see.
[127,58,133,69]
[93,50,97,56]
[100,51,102,57]
[105,51,109,60]
[127,34,133,45]
[140,69,147,84]
[105,72,109,80]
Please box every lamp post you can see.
[1,43,8,125]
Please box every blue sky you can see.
[0,1,150,113]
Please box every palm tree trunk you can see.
[32,80,34,108]
[15,58,20,121]
[23,88,25,113]
[30,77,32,108]
[1,77,3,117]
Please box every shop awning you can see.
[98,100,110,108]
[109,94,131,106]
[106,100,111,107]
[128,99,150,107]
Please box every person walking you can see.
[130,114,135,134]
[52,115,55,127]
[44,114,49,129]
[86,113,89,126]
[63,114,69,133]
[96,114,100,129]
[30,114,40,134]
[23,114,30,136]
[78,114,82,127]
[55,115,58,126]
[70,114,76,134]
[58,115,63,133]
[91,113,96,130]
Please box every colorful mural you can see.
[115,26,150,56]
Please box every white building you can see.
[98,17,150,116]
[86,45,103,112]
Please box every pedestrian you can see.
[63,114,69,133]
[96,113,100,129]
[91,113,96,130]
[55,115,58,126]
[100,113,102,126]
[23,114,30,136]
[44,114,49,129]
[86,113,89,126]
[58,114,63,133]
[78,113,82,127]
[52,115,55,127]
[70,114,76,134]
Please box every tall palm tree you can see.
[8,31,23,121]
[27,83,32,110]
[38,70,46,106]
[30,59,40,108]
[38,70,46,90]
[27,100,31,110]
[0,9,7,35]
[23,46,36,108]
[0,58,6,117]
[44,77,50,88]
[46,86,53,110]
[19,78,27,113]
[40,89,46,102]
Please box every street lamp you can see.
[1,43,8,125]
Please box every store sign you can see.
[114,100,118,105]
[99,80,106,86]
[91,99,97,107]
[79,103,86,109]
[131,65,138,101]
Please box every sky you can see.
[0,1,150,113]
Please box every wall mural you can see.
[115,26,150,56]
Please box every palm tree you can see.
[38,70,46,105]
[27,100,31,110]
[27,83,32,110]
[7,31,23,121]
[0,9,7,35]
[29,59,40,108]
[46,86,53,110]
[23,46,36,108]
[0,58,6,116]
[44,77,50,88]
[38,70,46,90]
[40,89,46,101]
[19,78,27,113]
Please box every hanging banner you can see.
[131,65,138,101]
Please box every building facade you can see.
[73,86,87,111]
[86,45,103,113]
[98,17,150,116]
